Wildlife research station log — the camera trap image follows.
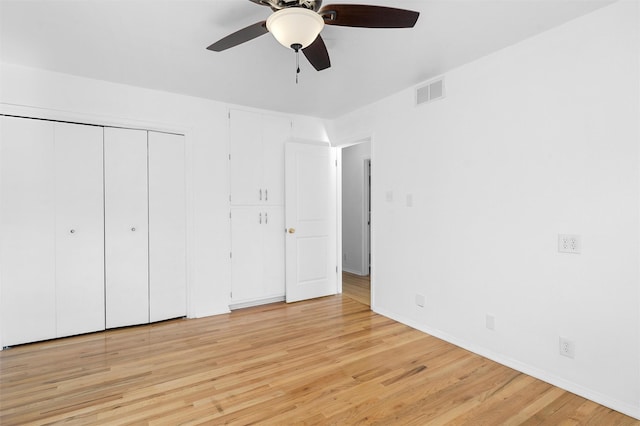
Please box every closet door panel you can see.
[262,206,285,297]
[148,131,186,322]
[230,207,264,302]
[104,127,149,328]
[230,109,263,205]
[54,123,105,337]
[0,117,57,346]
[261,116,290,206]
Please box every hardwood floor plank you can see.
[343,271,371,306]
[1,295,637,425]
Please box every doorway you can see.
[340,141,371,306]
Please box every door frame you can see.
[362,158,371,276]
[336,136,374,305]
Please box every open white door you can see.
[285,143,337,303]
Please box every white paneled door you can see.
[261,116,290,206]
[230,207,264,302]
[229,110,290,207]
[0,116,57,346]
[230,206,285,304]
[148,131,187,322]
[229,109,262,205]
[54,122,105,337]
[1,118,189,347]
[262,206,285,297]
[284,143,337,303]
[104,127,149,328]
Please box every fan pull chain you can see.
[292,43,302,84]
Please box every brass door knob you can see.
[288,228,296,234]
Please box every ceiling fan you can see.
[206,0,420,72]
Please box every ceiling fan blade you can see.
[319,4,419,28]
[303,35,331,71]
[206,21,268,52]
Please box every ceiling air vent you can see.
[416,78,445,106]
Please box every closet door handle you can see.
[265,212,268,224]
[259,212,262,224]
[265,189,268,201]
[259,189,262,201]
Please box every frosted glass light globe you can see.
[266,8,325,50]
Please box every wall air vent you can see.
[416,77,445,106]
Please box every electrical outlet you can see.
[558,234,581,254]
[559,337,575,358]
[415,294,425,307]
[485,314,495,331]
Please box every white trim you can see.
[372,305,640,421]
[333,134,372,148]
[342,267,366,276]
[361,157,371,276]
[336,148,343,294]
[1,102,187,135]
[229,296,285,310]
[285,136,331,146]
[369,133,376,309]
[637,0,640,417]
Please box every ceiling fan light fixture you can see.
[266,8,324,50]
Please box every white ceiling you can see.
[0,0,616,118]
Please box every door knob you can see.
[131,227,136,232]
[69,229,76,234]
[288,228,296,234]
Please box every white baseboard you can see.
[342,267,367,275]
[372,305,640,421]
[229,295,285,310]
[188,307,231,319]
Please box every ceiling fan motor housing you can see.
[256,0,323,12]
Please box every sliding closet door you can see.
[148,131,186,322]
[54,123,105,337]
[104,127,149,328]
[0,116,57,346]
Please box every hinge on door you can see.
[229,211,232,219]
[335,159,338,167]
[228,111,231,119]
[229,154,231,160]
[336,266,338,273]
[230,252,232,259]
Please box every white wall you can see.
[329,0,640,418]
[0,62,328,322]
[342,142,371,275]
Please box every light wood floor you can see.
[342,271,371,306]
[1,296,638,425]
